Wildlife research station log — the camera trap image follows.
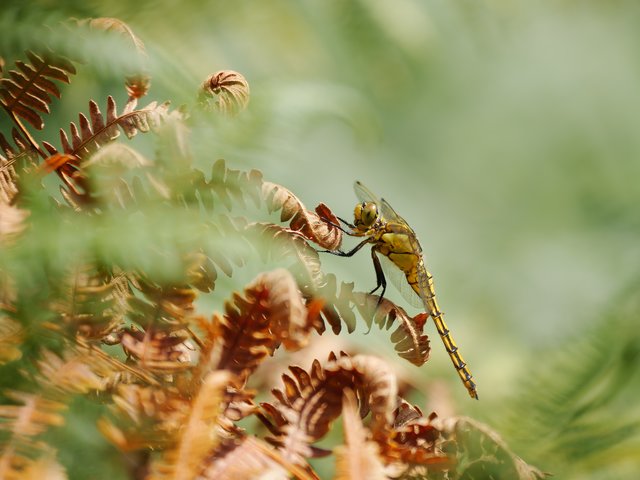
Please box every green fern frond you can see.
[500,280,640,476]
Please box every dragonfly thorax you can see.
[353,201,379,231]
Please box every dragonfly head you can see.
[353,201,379,230]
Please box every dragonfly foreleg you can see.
[370,249,386,308]
[317,237,370,256]
[337,216,356,230]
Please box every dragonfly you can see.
[326,181,478,399]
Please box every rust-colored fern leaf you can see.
[2,392,67,429]
[48,265,128,340]
[0,317,23,365]
[189,159,262,213]
[0,148,19,205]
[36,99,170,210]
[50,143,166,211]
[383,406,451,474]
[128,278,197,330]
[33,348,114,395]
[75,17,150,101]
[313,274,431,366]
[199,436,315,480]
[196,269,317,385]
[149,370,231,480]
[120,328,193,373]
[16,450,68,480]
[202,215,251,282]
[115,279,197,373]
[0,204,28,245]
[260,353,398,467]
[0,50,76,131]
[355,293,431,367]
[99,384,189,451]
[188,160,342,251]
[0,391,66,479]
[44,96,170,161]
[335,389,387,480]
[247,223,325,292]
[0,128,39,199]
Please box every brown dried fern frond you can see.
[74,17,150,102]
[260,354,455,477]
[0,149,19,205]
[199,436,314,480]
[0,204,29,245]
[15,450,68,480]
[120,328,193,373]
[188,160,342,251]
[44,96,170,161]
[335,389,387,480]
[0,391,66,436]
[262,181,342,251]
[129,279,197,330]
[113,279,197,373]
[0,50,76,131]
[196,269,318,386]
[33,348,113,395]
[260,353,398,467]
[99,384,190,451]
[313,274,431,367]
[48,143,166,211]
[0,128,39,199]
[148,370,232,480]
[0,391,67,480]
[383,408,451,475]
[200,215,251,283]
[32,97,170,210]
[40,100,172,210]
[247,223,324,292]
[0,316,23,365]
[100,371,249,455]
[199,71,250,115]
[188,159,262,213]
[48,265,129,340]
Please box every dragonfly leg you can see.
[323,218,354,235]
[317,237,370,256]
[337,216,356,230]
[370,249,387,308]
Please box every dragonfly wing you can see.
[354,181,381,204]
[354,181,405,224]
[380,197,408,225]
[379,254,424,309]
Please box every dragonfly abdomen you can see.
[418,267,478,399]
[431,310,478,399]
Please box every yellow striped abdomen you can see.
[414,261,478,399]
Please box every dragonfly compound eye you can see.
[354,202,364,222]
[362,202,378,226]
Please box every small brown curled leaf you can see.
[199,71,250,115]
[75,17,149,100]
[38,152,78,175]
[262,182,343,250]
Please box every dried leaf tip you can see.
[199,71,250,115]
[75,17,150,100]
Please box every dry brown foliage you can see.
[0,18,545,480]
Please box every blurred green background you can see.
[2,0,640,478]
